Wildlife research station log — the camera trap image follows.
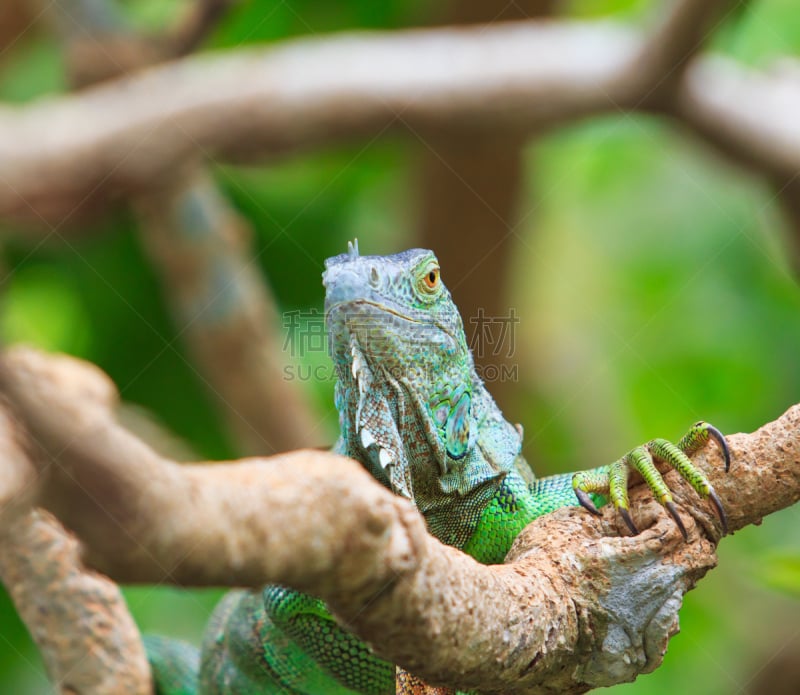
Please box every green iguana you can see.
[146,242,729,694]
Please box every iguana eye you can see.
[415,257,442,300]
[423,267,440,290]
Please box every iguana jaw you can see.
[327,299,424,326]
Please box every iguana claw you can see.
[573,421,730,540]
[575,488,602,517]
[704,423,731,472]
[665,501,688,541]
[708,489,728,535]
[618,507,639,536]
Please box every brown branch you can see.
[1,346,798,693]
[673,55,800,180]
[627,0,744,108]
[0,348,422,589]
[0,405,37,521]
[134,170,322,454]
[775,177,800,275]
[43,0,320,454]
[44,0,234,87]
[0,508,152,694]
[168,0,236,57]
[0,1,39,72]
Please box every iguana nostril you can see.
[369,266,380,287]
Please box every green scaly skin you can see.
[147,243,730,694]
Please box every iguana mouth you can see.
[328,298,424,324]
[328,299,460,346]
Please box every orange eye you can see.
[424,267,440,290]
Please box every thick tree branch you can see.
[673,55,800,180]
[0,347,797,693]
[627,0,743,108]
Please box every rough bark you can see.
[0,509,152,694]
[0,346,797,693]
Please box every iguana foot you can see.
[572,421,730,539]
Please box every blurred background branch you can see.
[0,1,791,231]
[41,0,320,454]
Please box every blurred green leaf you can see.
[1,264,91,355]
[0,38,64,102]
[758,552,800,598]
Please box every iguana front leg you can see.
[573,421,730,539]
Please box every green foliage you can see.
[1,1,798,693]
[1,264,91,355]
[759,552,800,599]
[0,38,64,102]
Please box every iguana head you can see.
[323,240,480,499]
[323,240,469,387]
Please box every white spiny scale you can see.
[360,427,376,449]
[379,448,393,469]
[350,337,374,430]
[356,354,367,380]
[350,336,366,381]
[350,342,358,378]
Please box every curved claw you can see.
[618,507,639,536]
[708,488,728,536]
[705,424,731,472]
[665,501,688,541]
[575,488,602,517]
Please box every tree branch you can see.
[0,20,650,228]
[673,55,800,179]
[0,508,152,694]
[41,0,321,454]
[626,0,744,108]
[168,0,236,58]
[1,347,797,693]
[135,169,322,454]
[1,2,780,231]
